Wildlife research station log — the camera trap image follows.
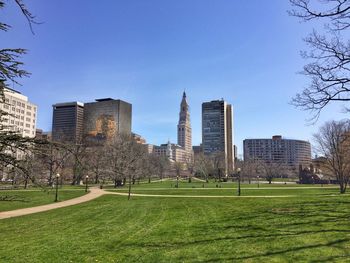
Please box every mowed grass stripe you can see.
[1,194,350,262]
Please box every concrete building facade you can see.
[243,135,312,168]
[153,142,189,163]
[202,99,234,174]
[0,87,38,181]
[52,102,84,143]
[1,88,37,138]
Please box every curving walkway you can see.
[108,191,298,198]
[0,187,345,220]
[0,187,105,220]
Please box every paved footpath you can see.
[0,187,105,220]
[1,187,345,220]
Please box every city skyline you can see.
[3,1,349,155]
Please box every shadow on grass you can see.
[192,238,350,262]
[119,197,350,262]
[0,195,29,202]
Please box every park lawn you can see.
[107,187,340,197]
[0,189,87,212]
[107,180,334,189]
[1,191,350,262]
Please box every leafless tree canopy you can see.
[290,0,350,119]
[313,119,350,193]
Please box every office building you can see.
[243,135,311,168]
[52,102,84,143]
[83,98,132,142]
[202,99,234,174]
[1,87,37,138]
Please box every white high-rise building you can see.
[1,88,37,138]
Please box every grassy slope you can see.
[0,189,87,212]
[1,185,350,262]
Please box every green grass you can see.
[0,188,87,212]
[1,182,349,262]
[108,188,339,196]
[105,180,339,197]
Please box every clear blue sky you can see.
[2,0,348,156]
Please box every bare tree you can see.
[36,141,70,185]
[155,155,170,182]
[143,154,159,183]
[194,153,212,182]
[240,159,259,184]
[106,135,145,199]
[314,120,350,193]
[185,155,194,183]
[86,145,107,185]
[256,160,286,184]
[174,161,183,187]
[65,142,88,185]
[290,0,350,119]
[211,152,226,182]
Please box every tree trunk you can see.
[340,182,346,194]
[24,176,28,189]
[49,164,53,186]
[128,176,132,200]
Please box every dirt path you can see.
[0,187,105,220]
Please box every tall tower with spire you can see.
[177,91,192,154]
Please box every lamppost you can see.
[237,168,241,196]
[85,175,89,193]
[257,175,260,188]
[55,173,60,202]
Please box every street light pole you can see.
[237,168,241,196]
[55,173,60,202]
[85,175,89,193]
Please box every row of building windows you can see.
[8,99,36,111]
